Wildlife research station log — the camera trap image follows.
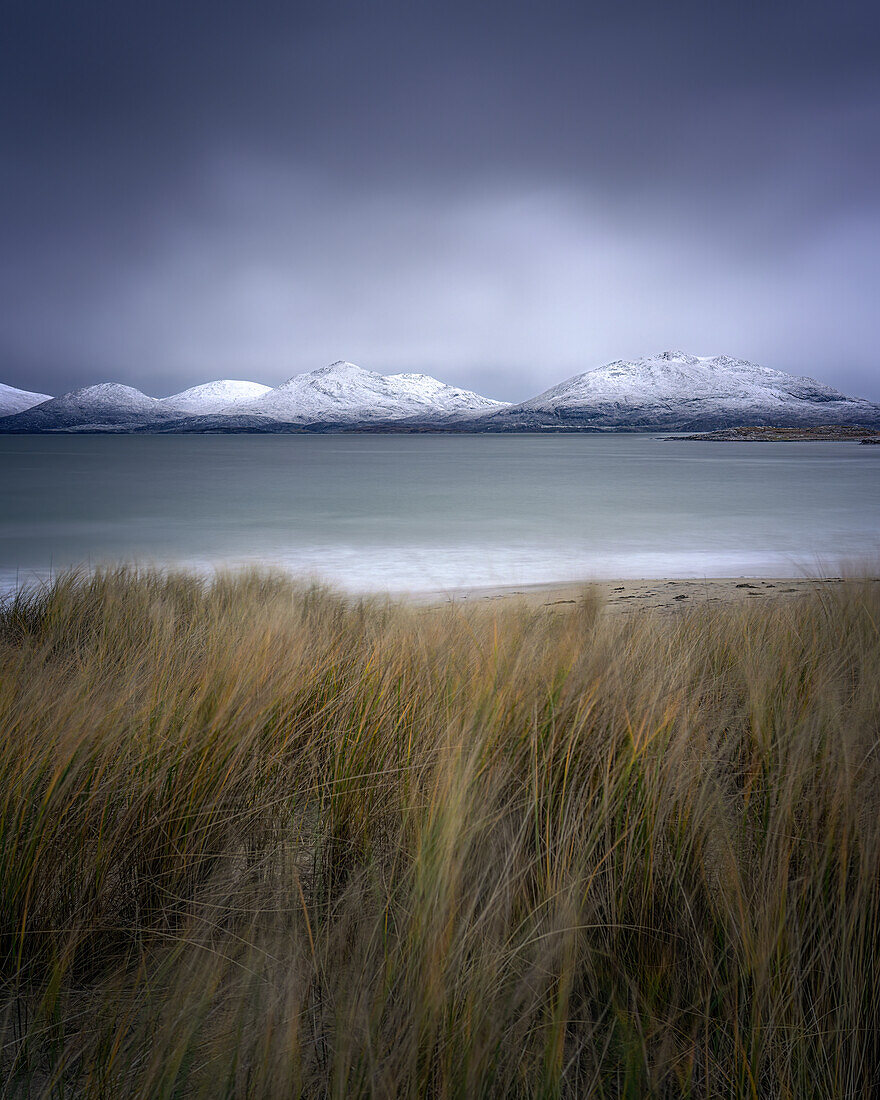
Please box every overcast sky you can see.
[2,0,879,400]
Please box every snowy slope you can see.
[383,372,508,416]
[0,383,177,431]
[0,382,52,416]
[232,362,508,422]
[484,351,880,430]
[162,379,271,414]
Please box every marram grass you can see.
[0,568,878,1098]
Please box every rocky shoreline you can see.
[670,425,880,442]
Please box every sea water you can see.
[1,433,878,594]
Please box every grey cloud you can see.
[1,0,878,398]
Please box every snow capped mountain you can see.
[0,382,52,416]
[0,383,177,431]
[518,351,851,409]
[1,353,877,432]
[162,379,271,414]
[233,362,508,422]
[485,351,880,431]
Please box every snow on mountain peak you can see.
[654,349,694,362]
[0,382,52,416]
[384,372,509,412]
[0,382,173,430]
[528,352,849,405]
[33,383,163,413]
[294,361,366,383]
[237,362,507,421]
[162,379,271,414]
[493,350,875,430]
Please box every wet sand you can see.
[420,576,873,614]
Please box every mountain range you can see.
[1,353,878,433]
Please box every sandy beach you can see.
[422,575,873,613]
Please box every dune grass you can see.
[0,568,878,1097]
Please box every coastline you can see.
[670,425,880,442]
[419,575,872,613]
[3,569,872,612]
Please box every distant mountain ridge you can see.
[1,353,878,433]
[0,362,510,432]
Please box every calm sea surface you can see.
[1,434,878,593]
